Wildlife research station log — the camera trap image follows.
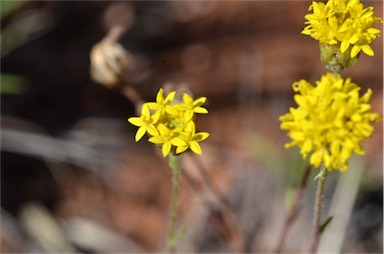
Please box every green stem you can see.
[168,153,181,254]
[310,165,327,253]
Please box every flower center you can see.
[165,116,184,129]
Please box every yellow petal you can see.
[323,150,331,169]
[165,91,176,104]
[145,102,158,110]
[330,141,340,157]
[194,107,208,114]
[290,131,304,141]
[171,138,188,147]
[340,40,350,53]
[173,103,188,111]
[367,28,381,35]
[359,104,372,113]
[190,141,202,155]
[176,146,188,154]
[128,117,143,127]
[312,1,320,13]
[183,111,194,121]
[151,111,161,123]
[310,150,322,168]
[162,142,171,157]
[294,95,305,106]
[194,132,209,142]
[156,88,165,103]
[301,29,311,35]
[135,126,147,142]
[165,105,179,116]
[301,139,312,155]
[350,45,361,58]
[147,125,159,136]
[193,97,207,107]
[149,136,166,144]
[185,121,195,134]
[361,45,374,56]
[328,17,338,30]
[182,93,193,105]
[351,113,362,122]
[157,124,169,135]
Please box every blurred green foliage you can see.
[1,73,26,94]
[1,1,28,95]
[0,0,27,19]
[245,133,310,210]
[245,133,308,185]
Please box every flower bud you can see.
[319,43,358,74]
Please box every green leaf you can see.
[319,216,333,234]
[314,169,327,181]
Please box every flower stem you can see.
[168,153,181,254]
[310,165,327,253]
[275,164,311,253]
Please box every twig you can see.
[103,25,126,44]
[122,86,144,115]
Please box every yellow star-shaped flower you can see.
[128,88,210,157]
[148,124,187,157]
[173,121,209,155]
[128,104,159,141]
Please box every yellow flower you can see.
[174,93,208,121]
[173,121,209,155]
[145,88,178,116]
[148,124,186,157]
[128,104,159,141]
[280,73,381,172]
[128,88,209,157]
[302,0,382,57]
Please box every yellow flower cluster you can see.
[302,0,382,57]
[280,73,381,172]
[128,88,209,157]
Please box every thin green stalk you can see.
[168,153,181,254]
[310,165,327,253]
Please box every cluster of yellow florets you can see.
[280,73,381,172]
[128,88,209,157]
[302,0,382,57]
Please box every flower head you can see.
[173,121,209,155]
[280,73,381,172]
[128,88,209,157]
[174,93,208,121]
[302,0,382,57]
[128,104,159,141]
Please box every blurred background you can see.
[1,1,382,253]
